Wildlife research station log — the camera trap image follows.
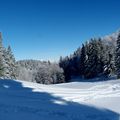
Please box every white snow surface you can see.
[0,79,120,120]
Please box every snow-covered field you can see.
[0,79,120,120]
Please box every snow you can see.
[0,79,120,120]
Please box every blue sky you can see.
[0,0,120,61]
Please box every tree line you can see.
[17,60,65,84]
[1,31,120,83]
[59,31,120,81]
[0,32,65,84]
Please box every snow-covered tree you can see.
[3,46,17,79]
[84,39,107,78]
[84,39,98,78]
[115,32,120,78]
[17,60,65,84]
[34,63,65,84]
[79,44,86,77]
[0,32,17,79]
[0,32,4,77]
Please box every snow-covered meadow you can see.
[0,79,120,120]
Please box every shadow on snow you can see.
[0,79,119,120]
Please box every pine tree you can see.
[0,32,4,77]
[59,56,71,81]
[7,46,17,79]
[115,32,120,78]
[84,39,100,78]
[96,38,106,76]
[79,44,86,77]
[3,45,17,79]
[0,54,4,77]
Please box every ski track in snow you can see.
[0,79,120,120]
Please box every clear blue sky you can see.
[0,0,120,61]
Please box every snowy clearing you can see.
[0,79,120,120]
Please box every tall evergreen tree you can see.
[0,32,4,77]
[7,46,17,79]
[79,44,86,77]
[59,56,71,81]
[115,32,120,78]
[3,45,17,79]
[84,39,100,78]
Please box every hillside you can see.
[0,79,120,120]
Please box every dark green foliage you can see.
[84,39,100,78]
[79,44,86,77]
[59,56,71,81]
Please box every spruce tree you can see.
[84,39,100,78]
[115,32,120,78]
[79,44,86,77]
[0,54,4,77]
[3,45,17,79]
[96,38,106,76]
[0,32,4,77]
[7,45,17,79]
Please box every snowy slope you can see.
[0,79,120,120]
